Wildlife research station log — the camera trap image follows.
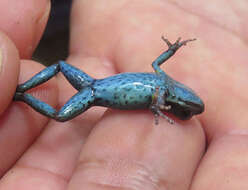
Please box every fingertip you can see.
[0,31,20,115]
[0,0,51,58]
[0,60,58,176]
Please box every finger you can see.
[0,31,19,116]
[191,133,248,189]
[0,59,58,177]
[68,110,205,189]
[69,0,116,76]
[173,1,248,188]
[0,0,51,58]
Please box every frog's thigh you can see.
[56,87,94,121]
[58,61,94,91]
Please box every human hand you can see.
[0,0,247,189]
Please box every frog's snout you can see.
[189,101,204,115]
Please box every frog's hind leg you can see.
[55,87,95,122]
[14,92,57,118]
[16,61,94,93]
[14,61,95,121]
[14,87,95,122]
[58,61,94,91]
[16,64,60,93]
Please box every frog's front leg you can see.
[150,87,174,125]
[152,37,196,75]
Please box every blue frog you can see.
[14,37,204,124]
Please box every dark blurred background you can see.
[32,0,72,65]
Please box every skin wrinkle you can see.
[166,0,247,45]
[0,166,68,189]
[13,164,70,183]
[0,48,2,73]
[77,158,162,190]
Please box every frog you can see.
[14,37,204,124]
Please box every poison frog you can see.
[14,37,204,124]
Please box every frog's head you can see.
[164,82,204,120]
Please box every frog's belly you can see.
[93,81,156,109]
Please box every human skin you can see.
[0,0,248,189]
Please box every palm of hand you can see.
[0,1,247,189]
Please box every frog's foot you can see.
[150,87,175,125]
[156,109,175,125]
[161,36,196,50]
[150,104,175,125]
[159,105,171,111]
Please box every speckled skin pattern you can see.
[14,37,204,124]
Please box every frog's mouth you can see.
[165,101,204,120]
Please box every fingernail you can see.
[0,48,2,73]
